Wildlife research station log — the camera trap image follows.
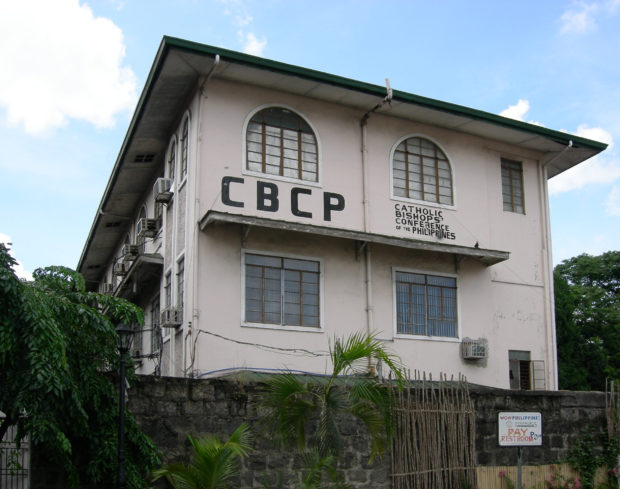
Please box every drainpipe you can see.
[188,54,220,377]
[360,81,392,341]
[540,140,572,390]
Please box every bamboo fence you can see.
[391,371,476,489]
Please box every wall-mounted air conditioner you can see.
[154,177,173,203]
[113,262,128,277]
[160,307,182,328]
[461,338,488,360]
[122,244,140,261]
[102,283,115,294]
[137,218,159,238]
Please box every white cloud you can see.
[500,99,530,121]
[0,233,33,281]
[243,32,267,56]
[499,99,543,126]
[574,124,614,147]
[560,3,598,34]
[549,125,618,195]
[606,185,620,216]
[559,1,619,34]
[0,0,137,135]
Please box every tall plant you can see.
[261,331,404,461]
[151,423,252,489]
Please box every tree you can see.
[554,251,620,391]
[260,331,404,462]
[0,243,159,486]
[151,424,252,489]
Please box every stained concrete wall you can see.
[29,375,609,488]
[129,376,607,488]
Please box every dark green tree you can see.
[0,243,159,487]
[554,251,620,391]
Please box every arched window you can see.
[167,139,176,181]
[392,137,453,205]
[246,107,318,182]
[180,116,189,179]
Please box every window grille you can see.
[246,107,318,182]
[245,253,320,327]
[501,158,524,213]
[396,271,457,337]
[393,137,453,205]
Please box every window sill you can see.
[394,333,460,343]
[241,322,324,333]
[241,169,322,188]
[391,195,456,211]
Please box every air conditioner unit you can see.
[101,283,115,295]
[160,307,182,328]
[461,338,488,360]
[113,262,129,276]
[154,177,173,203]
[137,218,159,238]
[122,244,140,261]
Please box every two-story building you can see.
[78,36,606,389]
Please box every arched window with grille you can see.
[167,138,177,181]
[180,115,189,179]
[392,136,454,205]
[246,106,318,183]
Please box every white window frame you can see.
[241,249,324,332]
[241,104,323,187]
[179,112,190,184]
[176,254,185,322]
[392,267,461,342]
[166,136,178,185]
[501,158,525,214]
[389,134,456,210]
[162,269,173,339]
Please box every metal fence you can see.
[0,417,29,489]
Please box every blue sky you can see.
[1,0,619,280]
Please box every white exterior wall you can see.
[165,78,558,389]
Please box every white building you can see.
[78,37,606,389]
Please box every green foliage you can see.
[0,243,159,487]
[151,424,252,489]
[296,450,352,489]
[554,251,620,391]
[565,433,620,489]
[261,331,404,462]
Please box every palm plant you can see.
[261,331,404,461]
[150,423,252,489]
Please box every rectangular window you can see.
[395,271,457,337]
[176,258,184,309]
[164,272,172,308]
[151,295,161,354]
[244,253,320,327]
[501,158,524,213]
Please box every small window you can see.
[164,272,172,309]
[167,140,176,181]
[509,350,531,389]
[180,117,189,179]
[246,107,318,182]
[395,271,457,338]
[392,137,453,205]
[150,295,161,354]
[244,253,320,327]
[176,258,184,309]
[501,158,524,213]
